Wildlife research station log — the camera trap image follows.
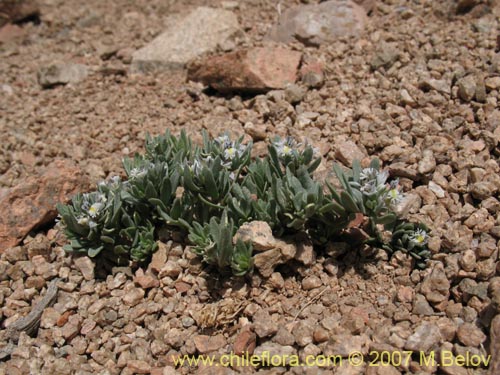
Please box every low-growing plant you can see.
[57,130,431,275]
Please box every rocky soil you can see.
[1,0,500,374]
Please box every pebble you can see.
[253,310,278,338]
[123,288,145,307]
[302,276,322,290]
[233,329,256,355]
[404,322,442,352]
[73,257,95,281]
[456,322,486,347]
[193,334,226,354]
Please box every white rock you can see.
[131,7,242,72]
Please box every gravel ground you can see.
[0,0,499,374]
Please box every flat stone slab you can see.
[131,6,242,73]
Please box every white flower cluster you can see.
[359,167,403,208]
[77,192,107,228]
[273,136,301,158]
[409,228,428,246]
[215,135,247,167]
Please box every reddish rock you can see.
[127,360,152,374]
[0,160,89,251]
[174,281,191,294]
[233,329,257,355]
[187,47,301,93]
[193,334,227,354]
[0,0,39,27]
[134,270,160,289]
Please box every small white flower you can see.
[360,168,377,182]
[360,181,377,195]
[386,188,403,205]
[129,167,147,179]
[216,134,231,145]
[409,229,428,246]
[274,136,301,158]
[224,146,237,160]
[88,202,103,218]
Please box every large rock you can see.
[0,160,89,250]
[266,0,367,47]
[0,0,39,27]
[187,47,302,93]
[37,62,89,88]
[131,7,242,73]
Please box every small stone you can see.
[73,257,95,281]
[253,310,278,338]
[341,310,367,335]
[400,89,416,106]
[293,320,315,347]
[313,327,329,343]
[233,330,256,355]
[459,250,476,272]
[371,44,400,70]
[420,78,451,95]
[160,261,182,278]
[428,181,445,198]
[456,323,486,347]
[127,360,151,374]
[150,241,169,273]
[302,275,322,290]
[404,322,442,352]
[267,272,285,289]
[324,333,369,358]
[62,315,82,341]
[193,334,226,354]
[457,75,476,102]
[234,221,275,251]
[420,263,450,304]
[244,122,267,142]
[4,246,26,262]
[253,248,282,278]
[273,325,295,346]
[40,307,60,329]
[294,234,315,266]
[300,59,324,88]
[418,150,436,175]
[397,286,414,304]
[123,288,145,307]
[335,141,365,166]
[284,83,307,104]
[37,62,89,88]
[485,76,500,90]
[134,269,159,289]
[470,182,495,200]
[253,342,296,365]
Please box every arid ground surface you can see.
[1,0,500,374]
